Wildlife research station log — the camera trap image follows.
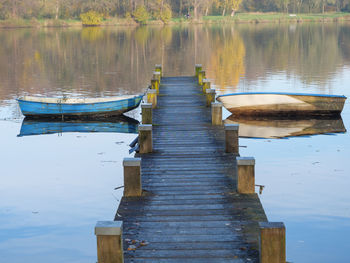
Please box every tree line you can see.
[0,0,349,20]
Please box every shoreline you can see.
[1,12,350,28]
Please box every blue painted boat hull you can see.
[18,116,139,137]
[17,95,143,117]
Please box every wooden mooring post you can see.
[138,124,152,153]
[198,70,205,86]
[202,79,211,94]
[206,88,216,107]
[95,221,123,263]
[153,71,161,83]
[211,102,223,126]
[195,64,202,77]
[147,89,157,108]
[259,222,286,263]
[237,157,255,194]
[123,158,142,197]
[151,78,159,94]
[141,103,152,124]
[225,124,239,154]
[155,64,162,77]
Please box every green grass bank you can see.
[1,12,350,28]
[203,12,350,23]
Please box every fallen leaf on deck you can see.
[140,241,149,246]
[127,245,137,251]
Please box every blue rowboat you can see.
[17,116,139,137]
[17,95,143,118]
[217,92,347,117]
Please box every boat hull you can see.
[224,115,346,139]
[17,95,143,118]
[217,93,346,117]
[18,116,139,137]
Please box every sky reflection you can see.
[0,120,136,262]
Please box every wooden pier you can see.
[95,66,286,263]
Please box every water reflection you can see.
[208,27,245,90]
[224,23,346,92]
[1,24,350,105]
[0,24,350,263]
[18,115,139,137]
[225,115,346,139]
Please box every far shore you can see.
[1,12,350,28]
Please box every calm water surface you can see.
[0,24,349,262]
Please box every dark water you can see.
[0,24,349,262]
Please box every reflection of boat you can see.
[217,92,346,117]
[224,115,346,139]
[17,95,143,118]
[17,116,139,137]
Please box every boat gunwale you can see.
[17,94,143,106]
[217,92,347,99]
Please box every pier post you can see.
[206,88,216,107]
[259,222,286,263]
[95,221,124,263]
[225,124,239,154]
[141,103,152,124]
[198,70,206,86]
[147,89,157,108]
[123,157,142,197]
[155,64,162,77]
[151,78,159,94]
[202,79,211,94]
[153,71,161,83]
[195,64,202,77]
[211,102,223,126]
[236,157,255,194]
[139,124,152,153]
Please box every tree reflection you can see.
[0,24,349,104]
[238,23,345,91]
[208,27,245,91]
[81,27,104,42]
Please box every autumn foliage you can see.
[132,6,150,24]
[80,11,103,26]
[0,0,349,23]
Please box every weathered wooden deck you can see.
[116,76,267,262]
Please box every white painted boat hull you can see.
[224,116,346,139]
[217,93,346,116]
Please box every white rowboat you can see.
[217,92,346,117]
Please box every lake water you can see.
[0,24,349,262]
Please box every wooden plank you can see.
[123,249,253,258]
[122,258,248,263]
